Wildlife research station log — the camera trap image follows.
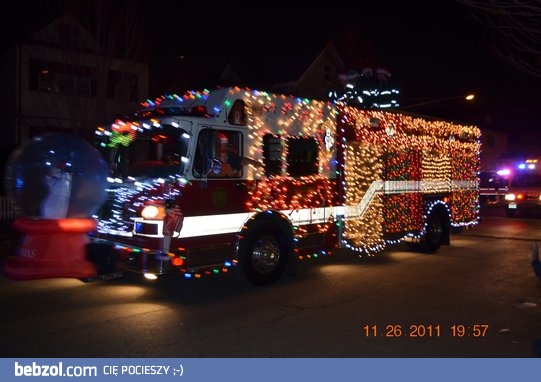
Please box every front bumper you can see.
[507,201,541,212]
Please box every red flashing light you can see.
[191,106,208,116]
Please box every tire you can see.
[420,212,445,253]
[238,221,290,286]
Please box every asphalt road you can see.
[0,207,540,358]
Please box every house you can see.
[288,42,345,101]
[0,12,148,179]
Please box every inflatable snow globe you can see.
[4,132,109,280]
[5,132,108,219]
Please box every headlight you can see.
[504,194,516,201]
[141,205,160,219]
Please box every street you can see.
[0,207,540,358]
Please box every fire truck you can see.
[91,86,481,285]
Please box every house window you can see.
[29,59,53,92]
[28,59,96,97]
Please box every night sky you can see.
[5,0,541,132]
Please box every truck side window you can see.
[193,129,212,177]
[263,134,282,176]
[192,128,243,178]
[227,99,247,125]
[286,137,319,177]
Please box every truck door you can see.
[184,126,249,217]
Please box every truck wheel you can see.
[238,221,289,286]
[420,212,444,253]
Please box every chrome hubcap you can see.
[251,236,281,274]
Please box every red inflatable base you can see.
[4,217,97,281]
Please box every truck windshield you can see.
[102,127,190,179]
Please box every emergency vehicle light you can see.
[518,161,537,170]
[190,106,208,116]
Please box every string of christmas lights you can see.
[93,86,481,270]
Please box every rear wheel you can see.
[420,212,445,253]
[238,221,290,286]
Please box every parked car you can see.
[504,172,541,217]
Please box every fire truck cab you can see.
[92,87,480,285]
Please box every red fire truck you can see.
[91,87,480,285]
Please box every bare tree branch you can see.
[457,0,541,79]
